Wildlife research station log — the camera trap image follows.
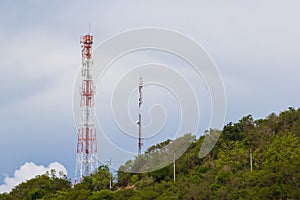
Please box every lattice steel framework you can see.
[75,34,98,183]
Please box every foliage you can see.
[2,107,300,199]
[0,172,71,200]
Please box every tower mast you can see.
[138,75,143,155]
[75,33,98,183]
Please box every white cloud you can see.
[0,162,67,194]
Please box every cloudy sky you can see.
[1,0,300,192]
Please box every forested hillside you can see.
[1,107,300,199]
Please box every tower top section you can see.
[139,75,143,86]
[80,34,93,59]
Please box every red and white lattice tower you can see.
[75,34,98,183]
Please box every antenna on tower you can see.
[137,74,143,155]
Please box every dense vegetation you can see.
[1,107,299,199]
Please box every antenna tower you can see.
[75,33,98,183]
[137,75,143,154]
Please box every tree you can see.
[89,190,114,200]
[6,173,71,200]
[76,165,112,192]
[92,165,112,191]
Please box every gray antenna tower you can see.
[137,75,143,155]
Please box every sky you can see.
[1,0,300,193]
